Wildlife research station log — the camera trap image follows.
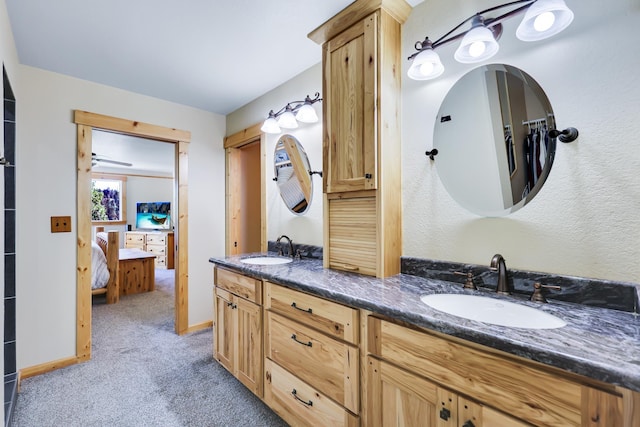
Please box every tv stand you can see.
[124,231,174,269]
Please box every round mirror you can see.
[433,64,557,216]
[274,134,313,215]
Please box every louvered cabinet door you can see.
[327,196,377,276]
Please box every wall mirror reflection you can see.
[274,134,313,215]
[433,64,556,216]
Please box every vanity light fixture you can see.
[261,92,322,134]
[407,0,574,80]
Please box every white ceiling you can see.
[7,0,423,174]
[6,0,421,115]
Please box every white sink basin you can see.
[420,294,566,329]
[240,256,292,266]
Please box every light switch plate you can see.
[51,216,72,233]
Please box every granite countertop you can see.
[209,253,640,393]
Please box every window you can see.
[91,173,127,224]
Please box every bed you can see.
[92,227,120,304]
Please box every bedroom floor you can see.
[11,269,287,426]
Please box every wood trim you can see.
[76,110,191,366]
[226,147,241,256]
[74,110,191,142]
[20,356,79,380]
[224,124,266,255]
[184,320,213,334]
[77,124,93,361]
[260,132,267,252]
[307,0,411,45]
[224,122,262,149]
[175,140,189,334]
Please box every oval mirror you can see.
[274,134,313,215]
[433,64,557,216]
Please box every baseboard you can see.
[183,320,213,334]
[19,356,79,380]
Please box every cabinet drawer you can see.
[215,267,262,304]
[265,282,358,344]
[154,257,167,268]
[146,245,166,255]
[125,241,144,250]
[264,359,358,427]
[125,233,145,245]
[369,317,583,426]
[266,311,358,413]
[265,282,360,344]
[146,234,167,245]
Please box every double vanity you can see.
[210,253,640,426]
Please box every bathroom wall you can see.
[402,0,640,283]
[15,65,226,370]
[228,0,640,284]
[227,65,324,247]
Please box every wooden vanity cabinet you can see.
[367,357,528,427]
[309,0,409,278]
[366,316,631,426]
[213,267,263,397]
[264,281,360,426]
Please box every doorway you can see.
[225,123,266,255]
[75,111,190,362]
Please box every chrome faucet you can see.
[276,235,295,258]
[490,254,510,295]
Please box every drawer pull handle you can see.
[291,334,312,347]
[291,302,312,314]
[439,408,451,421]
[226,301,237,309]
[291,389,313,407]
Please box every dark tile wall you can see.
[3,66,17,427]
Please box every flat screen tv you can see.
[135,202,171,230]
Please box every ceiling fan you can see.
[91,152,132,167]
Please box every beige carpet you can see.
[12,269,287,426]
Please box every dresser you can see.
[124,231,174,269]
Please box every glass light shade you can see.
[407,48,445,80]
[516,0,574,41]
[261,117,281,134]
[454,25,499,63]
[277,110,298,129]
[295,103,318,123]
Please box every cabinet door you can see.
[368,357,456,427]
[214,288,235,373]
[235,297,262,397]
[324,13,377,193]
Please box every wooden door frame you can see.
[224,123,266,255]
[75,110,191,362]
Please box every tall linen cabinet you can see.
[309,0,409,277]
